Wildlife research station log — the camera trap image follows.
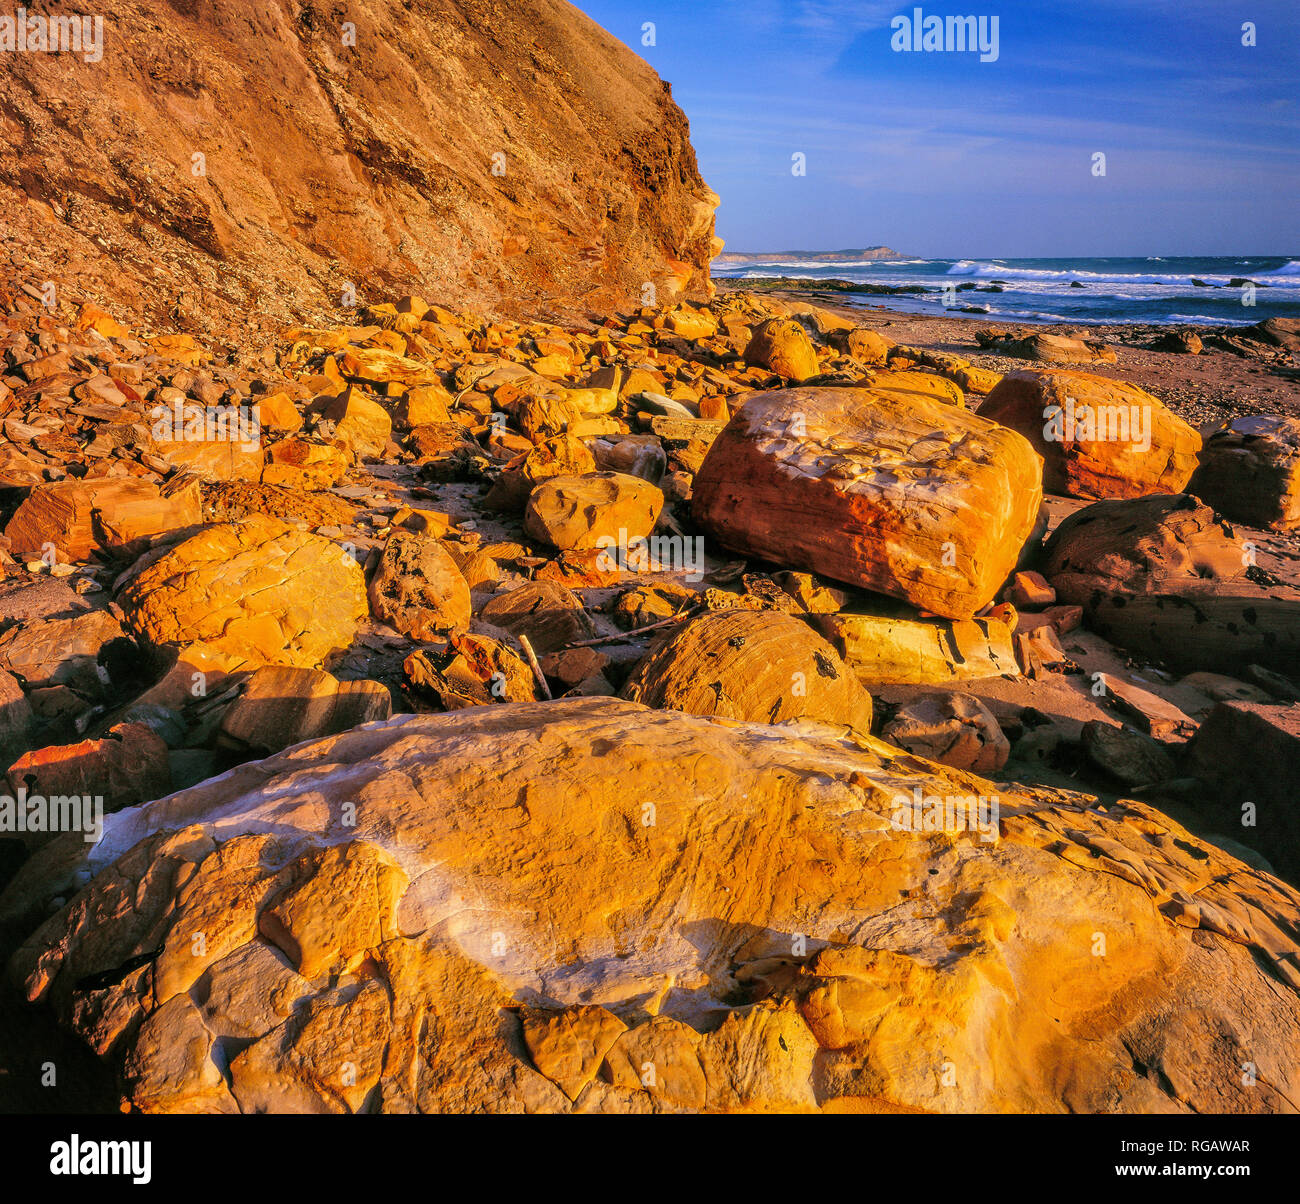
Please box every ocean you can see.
[710,255,1300,327]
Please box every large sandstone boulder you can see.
[4,698,1299,1114]
[1040,494,1300,672]
[1189,416,1300,533]
[980,370,1201,499]
[217,667,393,756]
[811,614,1019,686]
[620,610,872,734]
[4,477,202,562]
[692,389,1043,619]
[118,515,368,670]
[975,330,1117,365]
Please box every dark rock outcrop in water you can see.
[0,0,719,333]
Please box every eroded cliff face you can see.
[0,0,719,332]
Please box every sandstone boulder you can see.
[478,581,593,654]
[524,473,664,553]
[975,330,1117,365]
[403,634,542,709]
[367,532,472,639]
[217,667,392,756]
[1189,416,1300,533]
[484,436,597,513]
[322,388,392,459]
[621,610,872,734]
[118,516,368,670]
[812,614,1019,686]
[692,388,1043,619]
[5,698,1300,1114]
[1041,494,1300,672]
[0,608,126,698]
[881,693,1009,773]
[744,319,820,382]
[5,722,171,846]
[980,370,1201,499]
[4,477,202,562]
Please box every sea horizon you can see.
[711,253,1300,326]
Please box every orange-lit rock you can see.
[5,698,1300,1114]
[118,515,367,669]
[693,388,1043,619]
[980,370,1201,498]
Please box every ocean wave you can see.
[945,260,1300,288]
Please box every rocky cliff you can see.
[0,0,719,334]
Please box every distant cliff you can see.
[714,247,904,264]
[0,0,720,333]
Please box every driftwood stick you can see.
[517,633,553,700]
[567,606,701,648]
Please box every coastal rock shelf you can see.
[5,700,1299,1114]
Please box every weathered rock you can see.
[1005,570,1055,609]
[118,515,368,670]
[868,370,964,407]
[218,667,392,755]
[839,328,893,366]
[744,319,820,382]
[6,698,1300,1114]
[621,610,872,734]
[478,581,593,654]
[403,634,542,709]
[322,388,392,459]
[368,532,471,639]
[1189,703,1300,880]
[812,614,1020,686]
[693,389,1043,619]
[149,433,264,482]
[881,693,1009,773]
[524,473,664,552]
[0,608,126,697]
[1041,494,1300,672]
[1101,676,1198,744]
[975,330,1117,365]
[485,436,597,512]
[5,723,172,845]
[264,440,349,490]
[0,668,34,764]
[1082,722,1176,787]
[4,477,203,562]
[980,370,1201,499]
[1189,416,1300,533]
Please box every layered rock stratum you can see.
[0,0,719,334]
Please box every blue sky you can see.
[573,0,1300,257]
